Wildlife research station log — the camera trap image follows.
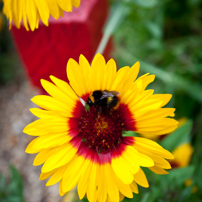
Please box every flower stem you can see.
[95,2,128,55]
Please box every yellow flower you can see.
[23,54,178,202]
[170,143,193,168]
[2,0,81,31]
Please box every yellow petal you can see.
[104,164,119,202]
[133,168,149,188]
[90,53,106,91]
[152,94,172,107]
[50,76,79,103]
[29,108,62,119]
[138,125,178,136]
[26,0,37,31]
[111,66,130,94]
[130,181,139,193]
[136,117,178,128]
[41,143,77,172]
[26,132,71,153]
[59,180,66,196]
[119,193,125,201]
[130,98,162,113]
[134,137,174,159]
[62,155,85,193]
[31,95,73,117]
[86,162,98,202]
[118,61,140,95]
[149,166,168,175]
[78,54,91,94]
[34,0,49,26]
[67,58,89,97]
[45,0,60,19]
[97,165,107,202]
[140,74,155,91]
[23,119,49,136]
[129,61,140,82]
[39,170,55,180]
[77,159,92,200]
[142,151,171,169]
[41,79,78,106]
[123,146,154,167]
[111,155,134,184]
[33,147,62,166]
[24,116,69,134]
[136,108,175,121]
[57,0,73,12]
[11,0,20,28]
[113,171,133,198]
[72,0,81,7]
[22,1,29,30]
[25,138,40,154]
[127,89,154,107]
[46,164,68,186]
[104,59,117,90]
[16,0,23,27]
[122,147,140,174]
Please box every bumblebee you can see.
[86,90,119,110]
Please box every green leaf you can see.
[0,174,6,191]
[146,22,162,38]
[161,120,193,151]
[0,166,24,201]
[8,165,24,200]
[195,160,202,189]
[140,193,151,202]
[168,166,195,186]
[84,104,90,112]
[122,131,138,137]
[82,198,88,202]
[96,2,129,54]
[121,193,141,202]
[7,197,22,202]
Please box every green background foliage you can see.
[0,166,24,202]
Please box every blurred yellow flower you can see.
[2,0,80,31]
[170,143,193,168]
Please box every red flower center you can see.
[69,98,136,164]
[79,107,125,154]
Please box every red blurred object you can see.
[11,0,112,92]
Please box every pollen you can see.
[95,117,108,132]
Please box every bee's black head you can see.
[92,90,103,102]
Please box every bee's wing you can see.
[101,91,119,99]
[110,91,119,96]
